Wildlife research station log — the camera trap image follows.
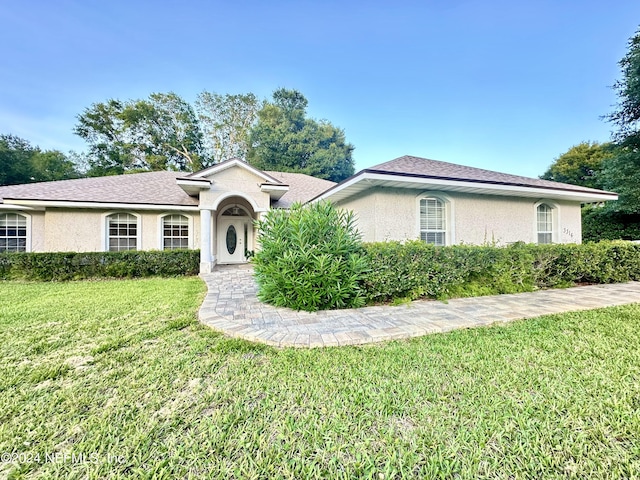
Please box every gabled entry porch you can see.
[199,193,265,273]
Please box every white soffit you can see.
[176,178,211,196]
[260,183,289,200]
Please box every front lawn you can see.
[1,278,639,478]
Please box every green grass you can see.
[1,278,640,479]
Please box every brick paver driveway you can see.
[198,264,640,348]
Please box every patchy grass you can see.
[1,278,640,478]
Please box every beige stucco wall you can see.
[335,188,416,242]
[199,165,271,211]
[453,195,581,244]
[40,208,200,252]
[557,200,582,243]
[29,211,46,252]
[336,187,583,245]
[44,209,102,252]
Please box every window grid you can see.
[537,204,553,244]
[108,213,138,251]
[162,214,189,250]
[420,198,446,246]
[0,213,27,252]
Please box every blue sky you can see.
[1,0,639,178]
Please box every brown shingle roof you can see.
[0,169,335,208]
[365,155,612,195]
[265,171,336,208]
[0,171,199,206]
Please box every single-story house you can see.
[0,155,618,272]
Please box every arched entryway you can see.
[216,201,254,264]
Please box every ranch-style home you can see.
[0,155,618,272]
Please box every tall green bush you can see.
[252,201,368,311]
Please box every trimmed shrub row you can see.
[0,250,200,281]
[362,240,640,303]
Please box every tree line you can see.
[0,88,355,186]
[541,26,640,240]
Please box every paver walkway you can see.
[198,264,640,348]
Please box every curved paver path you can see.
[198,264,640,348]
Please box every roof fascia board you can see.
[0,204,39,211]
[363,170,618,197]
[176,178,211,186]
[260,184,289,192]
[317,171,618,203]
[3,199,200,211]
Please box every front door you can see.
[217,217,249,263]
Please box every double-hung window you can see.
[0,213,28,252]
[420,197,447,246]
[162,214,189,250]
[537,204,553,244]
[107,213,138,251]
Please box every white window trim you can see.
[534,201,560,244]
[415,192,455,245]
[157,213,194,250]
[102,211,142,252]
[0,211,32,252]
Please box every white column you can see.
[200,209,213,273]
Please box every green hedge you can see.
[0,250,200,281]
[362,240,640,303]
[582,206,640,242]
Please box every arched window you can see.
[162,214,189,250]
[537,203,553,244]
[106,213,138,251]
[420,197,447,246]
[0,213,28,252]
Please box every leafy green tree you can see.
[73,99,134,176]
[580,27,640,241]
[601,26,640,215]
[125,93,206,171]
[247,88,355,182]
[0,135,34,185]
[601,149,640,213]
[195,92,261,162]
[606,27,640,147]
[30,150,81,182]
[0,134,80,185]
[540,142,613,190]
[75,93,206,175]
